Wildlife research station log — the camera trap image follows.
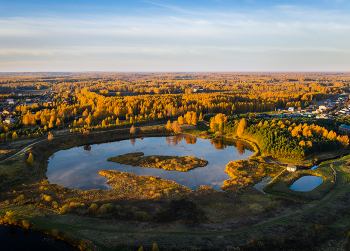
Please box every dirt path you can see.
[0,138,47,163]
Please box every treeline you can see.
[18,88,318,131]
[7,87,348,142]
[2,72,350,145]
[1,72,349,96]
[221,116,349,160]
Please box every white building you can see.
[287,165,297,172]
[4,118,15,124]
[319,105,327,111]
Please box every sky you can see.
[0,0,350,72]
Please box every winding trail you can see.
[0,138,47,163]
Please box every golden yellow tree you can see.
[48,132,54,140]
[172,121,181,133]
[166,120,172,130]
[12,132,18,141]
[178,116,184,125]
[236,118,247,137]
[27,153,34,164]
[191,113,197,126]
[338,135,349,149]
[130,125,136,134]
[210,113,227,132]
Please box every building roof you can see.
[339,124,350,130]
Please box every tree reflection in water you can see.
[130,138,136,146]
[6,225,17,236]
[236,142,245,155]
[83,145,91,151]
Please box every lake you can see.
[47,136,254,191]
[290,175,323,192]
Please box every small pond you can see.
[0,225,77,251]
[310,165,318,170]
[47,136,254,191]
[290,175,323,192]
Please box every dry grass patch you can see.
[107,152,208,171]
[222,160,284,191]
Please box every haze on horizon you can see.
[1,0,350,72]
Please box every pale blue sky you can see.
[0,0,349,72]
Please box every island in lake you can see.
[107,152,208,171]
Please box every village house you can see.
[339,124,350,133]
[7,98,14,105]
[4,117,15,124]
[287,165,297,172]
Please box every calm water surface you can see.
[290,175,323,192]
[0,225,77,251]
[47,136,254,191]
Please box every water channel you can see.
[47,136,254,191]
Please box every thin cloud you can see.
[141,0,200,15]
[0,3,350,71]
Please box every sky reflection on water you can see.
[290,175,323,192]
[47,136,253,191]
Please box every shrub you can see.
[138,211,150,220]
[52,201,58,209]
[88,203,99,212]
[131,206,141,212]
[99,203,114,214]
[83,130,90,137]
[13,194,24,203]
[69,202,79,209]
[60,204,71,214]
[99,204,108,214]
[163,189,169,196]
[22,220,30,229]
[43,195,52,202]
[153,242,159,251]
[214,131,223,137]
[4,211,18,224]
[52,229,60,238]
[249,203,264,212]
